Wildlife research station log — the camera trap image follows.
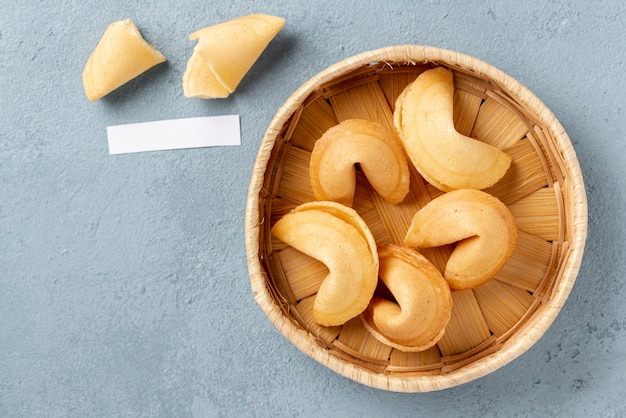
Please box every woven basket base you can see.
[245,45,587,392]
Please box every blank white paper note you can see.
[107,115,241,155]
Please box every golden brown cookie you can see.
[404,189,518,290]
[393,67,511,191]
[361,244,452,352]
[271,201,378,326]
[309,119,410,207]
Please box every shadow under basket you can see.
[245,45,588,392]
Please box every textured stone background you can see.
[1,1,625,416]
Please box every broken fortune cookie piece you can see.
[182,13,285,99]
[83,19,166,101]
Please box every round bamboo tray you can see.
[245,45,587,392]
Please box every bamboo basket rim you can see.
[245,45,588,392]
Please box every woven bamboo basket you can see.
[245,45,587,392]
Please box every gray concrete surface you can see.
[1,0,625,416]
